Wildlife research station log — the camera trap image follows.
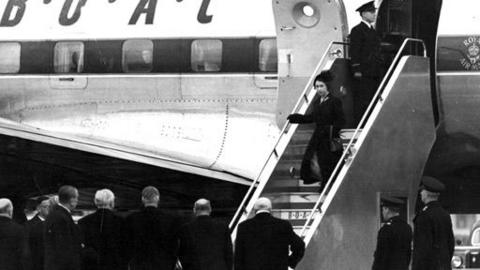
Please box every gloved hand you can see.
[287,113,303,123]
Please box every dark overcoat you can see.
[289,94,346,183]
[349,22,384,124]
[44,204,82,270]
[0,216,27,270]
[177,215,233,270]
[126,206,180,270]
[350,21,383,78]
[412,201,454,270]
[26,215,46,270]
[372,216,412,270]
[78,209,127,270]
[234,212,305,270]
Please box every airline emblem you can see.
[461,36,480,70]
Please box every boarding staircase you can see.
[230,38,435,267]
[229,41,354,234]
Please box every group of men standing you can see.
[372,176,454,270]
[0,186,305,270]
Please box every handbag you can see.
[329,125,343,152]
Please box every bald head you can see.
[194,198,212,216]
[0,198,13,218]
[254,197,272,214]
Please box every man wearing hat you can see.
[412,176,454,270]
[349,1,384,125]
[372,196,412,270]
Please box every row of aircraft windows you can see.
[0,39,277,74]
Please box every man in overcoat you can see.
[234,197,305,270]
[0,198,28,270]
[78,189,127,270]
[26,196,50,270]
[412,177,454,270]
[177,198,233,270]
[126,186,180,270]
[372,196,412,270]
[44,185,82,270]
[349,1,384,124]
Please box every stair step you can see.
[274,162,302,173]
[340,129,362,140]
[282,145,308,156]
[272,202,317,209]
[266,192,320,203]
[265,186,319,193]
[293,226,310,237]
[281,154,305,161]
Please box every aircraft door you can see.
[273,0,348,127]
[49,41,87,89]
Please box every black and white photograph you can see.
[0,0,477,269]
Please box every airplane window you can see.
[0,42,20,73]
[122,40,154,73]
[54,42,84,73]
[259,39,277,72]
[191,40,222,72]
[472,228,480,245]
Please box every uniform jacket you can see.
[177,215,233,270]
[78,209,127,270]
[350,21,383,78]
[372,216,412,270]
[126,206,180,270]
[26,215,46,270]
[0,216,27,270]
[234,212,305,270]
[412,201,454,270]
[44,204,82,270]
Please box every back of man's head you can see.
[253,197,272,214]
[142,186,160,206]
[193,198,212,216]
[58,185,78,205]
[94,189,115,209]
[0,198,13,218]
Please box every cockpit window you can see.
[191,39,222,72]
[54,42,84,73]
[122,39,154,73]
[0,42,21,74]
[258,39,277,72]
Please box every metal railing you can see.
[299,38,427,241]
[229,41,350,230]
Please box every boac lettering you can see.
[197,0,212,24]
[0,0,27,27]
[129,0,157,25]
[59,0,88,26]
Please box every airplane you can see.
[0,0,283,214]
[0,0,479,268]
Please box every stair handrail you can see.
[299,38,427,241]
[229,41,350,230]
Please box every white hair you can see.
[94,189,115,208]
[0,198,13,217]
[254,197,272,213]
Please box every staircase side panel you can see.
[298,56,435,270]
